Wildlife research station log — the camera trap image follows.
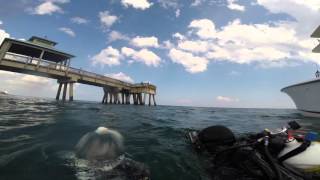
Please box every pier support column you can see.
[62,83,68,102]
[122,93,125,104]
[102,94,106,104]
[133,94,137,105]
[69,82,74,101]
[148,93,151,106]
[138,93,143,105]
[153,94,157,106]
[117,93,121,104]
[143,93,146,105]
[113,93,117,104]
[56,83,63,100]
[109,93,113,104]
[126,93,130,104]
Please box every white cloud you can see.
[169,17,320,68]
[130,36,159,48]
[108,31,129,43]
[32,1,63,15]
[99,11,118,28]
[256,0,320,36]
[191,0,205,6]
[216,96,239,103]
[175,9,180,17]
[44,0,70,3]
[121,47,161,67]
[0,71,58,97]
[157,0,179,9]
[0,21,2,25]
[121,0,153,10]
[178,40,209,53]
[227,0,245,12]
[71,17,89,24]
[168,48,208,73]
[162,40,174,49]
[105,72,134,83]
[189,19,216,39]
[92,46,121,66]
[172,33,185,40]
[58,27,75,37]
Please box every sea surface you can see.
[0,95,320,180]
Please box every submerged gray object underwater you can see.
[75,127,124,161]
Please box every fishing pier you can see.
[0,36,157,105]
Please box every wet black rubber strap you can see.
[278,140,311,163]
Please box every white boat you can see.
[281,25,320,117]
[281,78,320,117]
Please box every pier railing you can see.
[3,52,134,87]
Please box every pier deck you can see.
[0,37,156,105]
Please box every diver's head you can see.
[75,127,124,161]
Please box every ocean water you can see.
[0,95,320,180]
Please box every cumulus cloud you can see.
[178,40,209,53]
[105,72,134,83]
[0,21,2,25]
[158,0,179,9]
[216,96,239,103]
[32,2,62,15]
[92,46,121,66]
[256,0,320,36]
[191,0,205,6]
[31,0,69,15]
[168,13,320,72]
[227,0,245,12]
[0,71,58,97]
[172,33,185,40]
[99,11,118,28]
[121,0,153,10]
[108,31,129,43]
[121,47,161,67]
[175,9,180,17]
[58,27,75,37]
[168,48,208,73]
[71,17,89,24]
[130,36,159,48]
[189,19,216,39]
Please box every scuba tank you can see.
[187,121,320,180]
[278,132,320,173]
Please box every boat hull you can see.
[282,79,320,117]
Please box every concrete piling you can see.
[69,82,74,101]
[56,83,62,100]
[62,83,67,101]
[152,94,157,106]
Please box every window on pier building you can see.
[8,43,42,58]
[7,43,69,63]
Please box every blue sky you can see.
[0,0,320,108]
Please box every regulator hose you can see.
[263,144,283,180]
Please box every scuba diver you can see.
[74,127,150,180]
[187,121,320,180]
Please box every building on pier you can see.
[0,36,157,105]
